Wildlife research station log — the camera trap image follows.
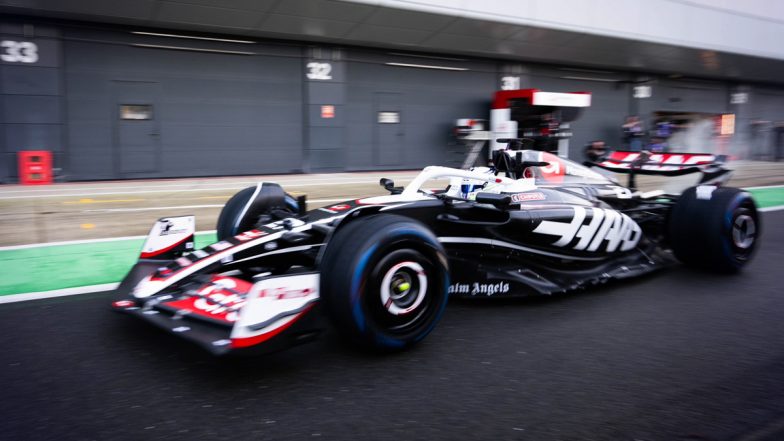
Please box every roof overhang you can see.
[2,0,783,85]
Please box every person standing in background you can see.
[584,140,609,163]
[622,116,644,151]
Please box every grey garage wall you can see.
[345,50,497,170]
[5,19,782,183]
[747,87,784,160]
[641,79,729,115]
[0,23,63,183]
[304,47,347,172]
[63,29,303,180]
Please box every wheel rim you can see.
[379,261,428,316]
[365,249,439,335]
[732,214,756,250]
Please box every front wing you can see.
[113,271,324,356]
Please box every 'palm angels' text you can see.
[449,282,510,296]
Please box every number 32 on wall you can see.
[1,40,39,63]
[306,62,332,80]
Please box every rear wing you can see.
[589,151,731,190]
[594,151,722,175]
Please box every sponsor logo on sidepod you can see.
[532,206,641,252]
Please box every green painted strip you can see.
[747,188,784,209]
[1,186,782,297]
[0,233,216,295]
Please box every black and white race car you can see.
[112,145,760,355]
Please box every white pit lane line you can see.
[0,283,120,304]
[759,204,784,212]
[86,204,225,213]
[0,230,218,251]
[744,184,784,190]
[81,198,350,213]
[0,175,421,200]
[0,183,379,200]
[0,172,422,195]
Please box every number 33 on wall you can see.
[1,40,39,63]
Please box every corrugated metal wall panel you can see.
[345,51,496,170]
[64,28,304,179]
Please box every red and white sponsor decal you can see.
[538,152,566,183]
[234,230,267,241]
[230,273,320,348]
[112,300,135,309]
[230,303,316,349]
[163,276,253,323]
[319,202,358,214]
[511,192,546,203]
[258,287,315,300]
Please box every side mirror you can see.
[380,178,403,195]
[296,195,307,217]
[475,192,511,209]
[519,161,550,167]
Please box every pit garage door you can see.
[345,50,497,170]
[64,29,303,180]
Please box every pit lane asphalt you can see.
[1,211,783,441]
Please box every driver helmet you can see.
[459,167,494,199]
[460,179,485,199]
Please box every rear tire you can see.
[668,186,760,272]
[320,215,450,351]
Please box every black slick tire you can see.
[216,185,298,241]
[319,214,450,351]
[668,186,760,272]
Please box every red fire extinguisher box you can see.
[18,151,53,185]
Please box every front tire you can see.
[320,215,450,351]
[668,186,760,272]
[216,184,298,241]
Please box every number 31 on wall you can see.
[1,40,39,63]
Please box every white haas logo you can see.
[533,207,641,252]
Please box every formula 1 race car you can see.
[112,143,760,355]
